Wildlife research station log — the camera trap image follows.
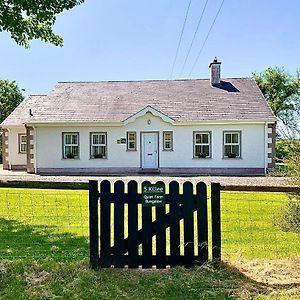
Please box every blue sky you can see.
[0,0,299,95]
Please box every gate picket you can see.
[169,181,180,267]
[100,180,111,267]
[183,182,194,267]
[142,207,152,268]
[114,181,125,267]
[156,182,166,268]
[128,180,139,268]
[196,182,208,263]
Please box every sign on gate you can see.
[142,182,165,207]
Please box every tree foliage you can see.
[0,80,24,124]
[253,67,300,134]
[0,80,24,164]
[0,0,84,48]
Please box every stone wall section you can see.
[2,129,9,170]
[267,123,276,171]
[26,126,35,173]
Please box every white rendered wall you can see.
[35,113,266,170]
[8,127,27,166]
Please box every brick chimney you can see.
[209,57,221,86]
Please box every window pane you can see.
[202,145,209,156]
[225,145,231,156]
[232,145,239,156]
[65,134,78,145]
[72,146,78,156]
[21,144,27,152]
[92,145,106,157]
[165,141,171,149]
[164,133,171,141]
[195,134,201,144]
[129,133,135,141]
[195,145,201,156]
[65,135,71,144]
[99,134,105,144]
[72,135,78,145]
[65,146,72,155]
[202,134,208,144]
[129,141,135,149]
[92,134,106,145]
[21,135,27,143]
[93,134,99,145]
[232,133,239,143]
[225,134,231,144]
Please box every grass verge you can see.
[1,260,299,300]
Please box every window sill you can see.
[222,157,242,160]
[62,158,80,160]
[90,157,108,160]
[193,157,212,159]
[18,152,27,155]
[126,150,137,152]
[163,149,173,152]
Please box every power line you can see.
[179,0,209,78]
[170,0,192,79]
[188,0,225,77]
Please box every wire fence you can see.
[0,188,89,261]
[0,184,299,263]
[220,189,300,261]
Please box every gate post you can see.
[211,182,221,263]
[89,180,99,270]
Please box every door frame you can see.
[140,131,159,169]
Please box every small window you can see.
[194,132,211,158]
[163,131,173,151]
[18,134,27,154]
[127,132,136,151]
[63,132,79,159]
[90,132,107,158]
[223,131,241,158]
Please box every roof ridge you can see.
[56,77,252,84]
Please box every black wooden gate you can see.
[89,180,221,269]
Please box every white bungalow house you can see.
[1,59,276,175]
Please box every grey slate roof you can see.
[1,78,276,126]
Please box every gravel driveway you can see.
[0,168,289,186]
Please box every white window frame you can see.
[163,131,173,151]
[18,134,27,154]
[127,131,137,151]
[223,131,241,158]
[194,131,211,158]
[90,132,107,159]
[63,132,79,159]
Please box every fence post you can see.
[89,180,99,270]
[211,182,221,263]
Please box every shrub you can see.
[277,194,300,235]
[276,140,300,235]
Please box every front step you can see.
[138,168,161,174]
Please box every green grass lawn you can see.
[221,191,300,260]
[0,187,299,299]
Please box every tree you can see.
[0,80,24,163]
[0,0,84,48]
[0,80,24,124]
[253,67,300,136]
